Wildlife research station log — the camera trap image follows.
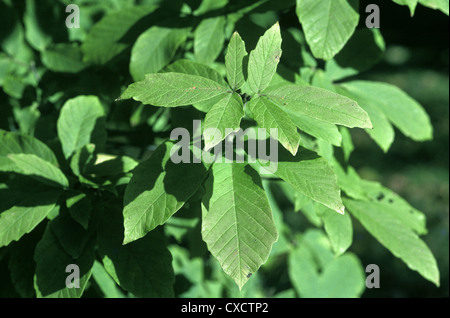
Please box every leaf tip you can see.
[336,205,345,215]
[434,278,440,288]
[365,120,374,130]
[122,237,131,245]
[289,145,299,156]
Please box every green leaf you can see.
[333,162,428,235]
[0,54,9,86]
[288,229,365,297]
[296,0,359,60]
[336,84,394,152]
[1,10,34,65]
[57,95,106,159]
[201,163,278,290]
[273,289,296,298]
[69,144,96,178]
[325,28,386,80]
[0,129,60,176]
[344,198,440,286]
[194,17,226,64]
[82,6,158,64]
[337,81,433,142]
[41,43,88,73]
[123,142,210,244]
[23,0,54,51]
[165,59,229,112]
[265,84,373,129]
[359,184,427,236]
[49,211,94,259]
[311,69,337,92]
[92,260,126,298]
[194,0,229,15]
[7,154,69,188]
[225,32,247,90]
[248,96,301,156]
[262,180,293,257]
[274,147,345,214]
[0,188,61,247]
[315,204,353,256]
[130,26,188,81]
[120,73,229,107]
[2,75,26,99]
[340,126,354,161]
[0,130,58,172]
[165,59,228,86]
[98,205,174,297]
[297,197,323,227]
[66,191,91,230]
[419,0,449,15]
[289,112,342,146]
[393,0,419,15]
[34,224,95,298]
[247,22,282,94]
[12,104,40,136]
[203,92,244,151]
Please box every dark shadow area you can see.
[163,144,209,201]
[34,224,95,297]
[122,142,166,206]
[96,201,175,297]
[0,2,17,44]
[332,28,385,77]
[0,177,61,212]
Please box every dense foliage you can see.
[0,0,448,298]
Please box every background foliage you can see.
[0,0,448,298]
